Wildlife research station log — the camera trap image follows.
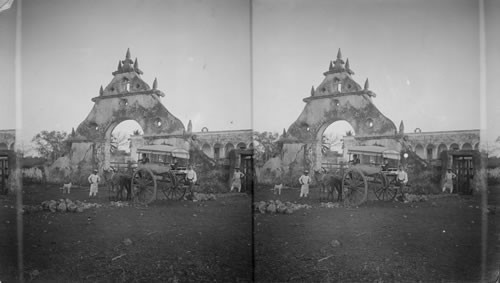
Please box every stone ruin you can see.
[45,49,217,186]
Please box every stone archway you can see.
[284,49,397,170]
[202,143,212,157]
[462,143,472,150]
[414,144,424,159]
[72,49,185,171]
[437,143,447,156]
[225,143,235,158]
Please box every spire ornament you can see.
[330,48,345,73]
[99,85,104,95]
[310,86,315,96]
[133,58,143,75]
[152,78,158,90]
[364,78,370,90]
[345,58,354,75]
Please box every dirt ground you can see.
[1,183,499,282]
[253,185,500,282]
[0,183,253,282]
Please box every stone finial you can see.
[329,61,334,71]
[117,60,123,71]
[152,78,158,90]
[364,78,370,90]
[71,127,76,137]
[282,128,287,137]
[187,120,192,133]
[329,48,345,73]
[399,120,405,134]
[125,48,131,60]
[99,85,104,95]
[310,86,315,96]
[133,58,143,75]
[345,58,354,75]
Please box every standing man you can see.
[230,167,245,193]
[442,168,457,193]
[185,164,197,197]
[88,169,101,198]
[396,165,408,201]
[299,170,312,198]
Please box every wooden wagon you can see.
[342,145,403,206]
[131,144,190,204]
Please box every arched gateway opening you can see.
[105,120,143,171]
[316,120,355,169]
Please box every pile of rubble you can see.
[403,193,428,203]
[110,201,129,207]
[192,192,217,202]
[319,202,342,208]
[253,200,312,214]
[22,199,102,214]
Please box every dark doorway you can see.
[0,154,9,195]
[240,150,254,194]
[453,155,474,195]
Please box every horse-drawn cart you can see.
[131,144,190,204]
[341,145,402,206]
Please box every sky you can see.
[0,0,499,153]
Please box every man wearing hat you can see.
[442,168,456,193]
[230,167,245,193]
[88,169,101,198]
[299,169,312,198]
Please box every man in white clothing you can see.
[230,168,245,193]
[396,165,408,201]
[442,168,456,193]
[185,164,197,197]
[88,169,101,198]
[299,170,312,198]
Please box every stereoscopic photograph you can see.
[0,0,499,282]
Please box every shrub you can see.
[197,166,229,193]
[487,168,500,185]
[407,167,441,195]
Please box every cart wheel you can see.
[373,173,396,201]
[131,168,157,204]
[342,168,368,206]
[161,172,187,200]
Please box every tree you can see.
[110,132,129,153]
[322,134,343,155]
[32,130,70,161]
[252,131,280,165]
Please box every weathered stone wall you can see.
[405,130,480,159]
[193,129,252,159]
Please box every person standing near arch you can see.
[442,168,457,193]
[88,169,101,198]
[299,170,312,198]
[230,167,245,193]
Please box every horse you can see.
[313,168,343,202]
[104,168,132,201]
